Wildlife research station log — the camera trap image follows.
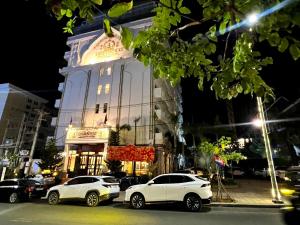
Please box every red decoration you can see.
[107,145,155,162]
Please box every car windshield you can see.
[102,177,118,183]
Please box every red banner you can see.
[107,145,155,162]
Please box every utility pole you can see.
[133,116,141,176]
[25,110,47,176]
[14,114,26,154]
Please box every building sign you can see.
[81,31,132,65]
[66,128,109,144]
[19,150,29,156]
[107,145,155,162]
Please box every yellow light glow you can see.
[42,169,51,174]
[280,188,295,196]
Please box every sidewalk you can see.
[114,179,287,208]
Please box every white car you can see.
[125,173,212,211]
[45,176,120,207]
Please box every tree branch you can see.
[170,20,205,37]
[155,0,198,22]
[223,31,232,59]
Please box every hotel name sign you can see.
[66,128,109,143]
[81,36,132,65]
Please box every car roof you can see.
[73,175,115,179]
[158,173,196,176]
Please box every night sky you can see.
[1,1,299,144]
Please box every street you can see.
[0,201,286,225]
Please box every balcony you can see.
[155,132,164,145]
[154,87,162,99]
[64,51,70,61]
[54,99,61,108]
[51,117,57,127]
[58,82,65,92]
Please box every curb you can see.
[210,203,284,208]
[113,200,284,208]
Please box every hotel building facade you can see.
[53,15,184,177]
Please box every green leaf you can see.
[177,0,183,8]
[278,38,289,52]
[179,7,191,14]
[108,1,133,18]
[91,0,103,5]
[289,44,300,61]
[66,9,72,18]
[219,20,228,35]
[120,27,133,49]
[160,0,171,7]
[103,18,113,37]
[60,8,66,16]
[267,33,280,47]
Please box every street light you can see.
[256,97,282,203]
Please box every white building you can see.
[53,17,184,176]
[0,83,49,160]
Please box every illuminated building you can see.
[53,7,184,176]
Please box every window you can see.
[107,67,112,75]
[105,84,110,94]
[77,177,94,184]
[67,178,80,185]
[169,175,185,184]
[97,85,102,95]
[0,180,18,186]
[99,67,105,76]
[34,101,38,105]
[153,175,169,184]
[27,99,32,103]
[102,177,118,183]
[103,103,108,113]
[95,104,100,114]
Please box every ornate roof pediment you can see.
[81,28,132,65]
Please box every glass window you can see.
[67,178,80,185]
[102,177,118,183]
[169,175,185,184]
[97,85,102,95]
[99,67,105,76]
[105,84,110,94]
[107,67,112,75]
[153,175,169,184]
[103,103,108,113]
[77,177,94,184]
[95,104,100,114]
[0,180,18,186]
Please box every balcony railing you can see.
[54,99,61,108]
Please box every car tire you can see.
[130,193,145,209]
[184,194,202,212]
[48,191,59,205]
[86,192,99,207]
[9,192,19,203]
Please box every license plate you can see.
[36,188,44,191]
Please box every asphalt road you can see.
[0,200,286,225]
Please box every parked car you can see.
[119,176,149,191]
[45,176,120,207]
[125,173,212,212]
[227,167,245,177]
[0,179,39,203]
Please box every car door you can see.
[144,175,169,202]
[60,177,82,199]
[167,175,194,201]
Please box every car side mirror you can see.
[147,181,154,185]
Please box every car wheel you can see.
[130,193,145,209]
[86,192,99,207]
[184,194,202,212]
[9,192,19,203]
[48,191,59,205]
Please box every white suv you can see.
[46,176,120,207]
[125,173,212,211]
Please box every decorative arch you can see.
[81,28,132,65]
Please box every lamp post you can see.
[133,116,141,176]
[256,97,282,203]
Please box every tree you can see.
[197,136,246,200]
[104,159,123,173]
[38,138,62,172]
[45,0,300,100]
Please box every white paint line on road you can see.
[209,210,281,215]
[0,204,28,216]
